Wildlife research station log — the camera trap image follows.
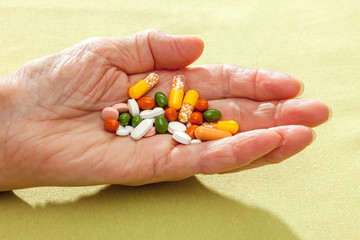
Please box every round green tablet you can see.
[118,113,131,126]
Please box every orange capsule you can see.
[137,96,155,110]
[164,108,178,122]
[194,126,232,141]
[185,125,198,139]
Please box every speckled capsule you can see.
[128,73,159,99]
[178,90,199,124]
[168,75,185,110]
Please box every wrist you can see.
[0,75,16,114]
[0,74,21,191]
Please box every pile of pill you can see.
[101,73,239,144]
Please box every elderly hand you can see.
[0,29,330,191]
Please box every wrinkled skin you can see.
[0,29,330,191]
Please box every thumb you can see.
[107,29,204,74]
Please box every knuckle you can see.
[142,28,164,35]
[81,37,109,53]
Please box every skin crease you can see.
[0,29,330,191]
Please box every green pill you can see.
[131,115,143,128]
[203,109,222,122]
[118,113,131,126]
[155,92,168,108]
[155,115,168,134]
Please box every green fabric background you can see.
[1,0,359,239]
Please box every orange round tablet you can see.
[137,96,155,110]
[195,99,208,112]
[190,112,204,125]
[104,118,119,132]
[164,108,178,122]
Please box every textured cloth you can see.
[0,0,359,239]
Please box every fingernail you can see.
[297,80,305,97]
[309,128,316,144]
[326,106,333,123]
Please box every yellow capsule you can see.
[168,75,185,110]
[178,90,199,123]
[217,121,239,135]
[183,90,199,107]
[129,73,159,99]
[202,120,239,135]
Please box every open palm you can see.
[0,30,330,191]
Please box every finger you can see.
[129,65,303,101]
[208,98,331,130]
[147,129,282,183]
[221,125,315,173]
[105,29,204,74]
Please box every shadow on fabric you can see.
[0,177,300,240]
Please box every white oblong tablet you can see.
[128,99,139,117]
[172,131,191,144]
[139,110,153,119]
[116,126,130,136]
[168,121,187,134]
[125,125,134,133]
[190,139,202,144]
[140,107,164,119]
[131,119,153,140]
[151,107,165,117]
